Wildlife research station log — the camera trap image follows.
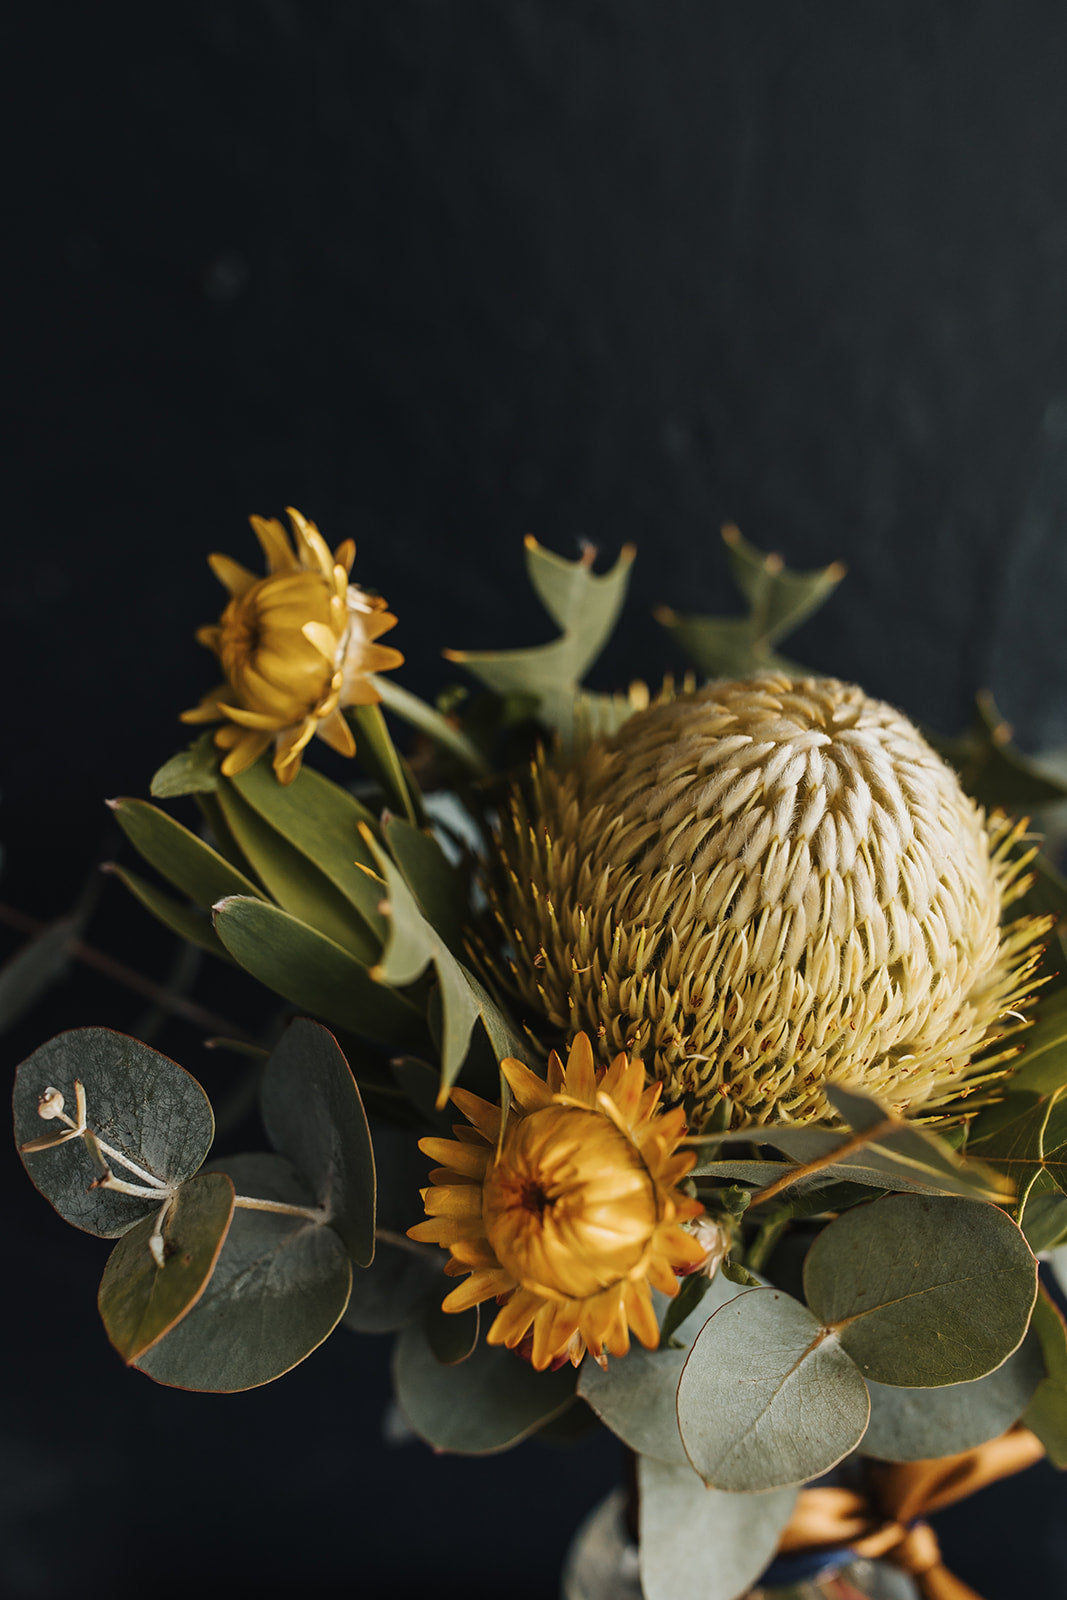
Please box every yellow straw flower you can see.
[182,507,403,784]
[486,675,1051,1129]
[408,1034,706,1371]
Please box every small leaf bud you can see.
[37,1087,65,1120]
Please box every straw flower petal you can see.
[409,1034,705,1371]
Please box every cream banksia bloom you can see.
[487,675,1051,1130]
[182,507,403,784]
[408,1034,706,1370]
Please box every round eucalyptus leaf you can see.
[98,1172,235,1363]
[804,1193,1038,1386]
[14,1028,215,1238]
[343,1123,444,1334]
[862,1328,1044,1462]
[677,1288,870,1492]
[260,1017,375,1266]
[424,1298,479,1365]
[579,1275,743,1467]
[134,1154,351,1392]
[392,1319,576,1454]
[638,1457,798,1600]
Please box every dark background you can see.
[6,3,1067,1595]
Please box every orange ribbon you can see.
[774,1426,1046,1599]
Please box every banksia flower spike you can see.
[487,675,1051,1129]
[182,507,403,783]
[408,1035,706,1370]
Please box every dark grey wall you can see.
[6,4,1067,1595]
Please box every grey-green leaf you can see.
[392,1318,576,1454]
[135,1153,351,1392]
[14,1028,215,1238]
[639,1458,798,1600]
[1022,1288,1067,1467]
[343,1123,445,1334]
[260,1018,375,1266]
[862,1328,1044,1461]
[677,1288,870,1491]
[803,1193,1038,1386]
[98,1172,235,1362]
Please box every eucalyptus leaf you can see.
[109,797,264,907]
[638,1457,798,1600]
[103,863,230,961]
[803,1193,1038,1386]
[226,760,386,943]
[260,1018,375,1266]
[424,1298,479,1366]
[343,1123,445,1334]
[98,1171,235,1362]
[677,1288,870,1491]
[14,1028,215,1238]
[361,827,524,1100]
[213,781,379,961]
[393,1318,576,1453]
[1001,987,1067,1096]
[444,538,636,740]
[966,1088,1067,1222]
[135,1153,351,1392]
[862,1328,1044,1461]
[212,895,428,1050]
[1022,1287,1067,1467]
[149,733,220,798]
[579,1276,741,1467]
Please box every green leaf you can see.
[260,1018,375,1266]
[103,863,230,960]
[98,1172,235,1362]
[109,798,264,908]
[149,732,220,798]
[579,1277,742,1467]
[1022,1287,1067,1467]
[444,538,636,740]
[0,913,80,1033]
[931,690,1067,810]
[361,827,524,1102]
[370,674,490,778]
[382,814,468,956]
[212,895,428,1051]
[423,1298,480,1366]
[638,1458,798,1600]
[1021,1179,1067,1251]
[676,1287,870,1491]
[392,1318,576,1454]
[14,1027,215,1238]
[343,1124,446,1334]
[347,702,423,826]
[1002,987,1067,1096]
[967,1088,1067,1224]
[862,1328,1044,1462]
[389,1056,451,1128]
[226,759,387,945]
[803,1193,1038,1386]
[135,1153,351,1392]
[212,780,378,961]
[656,525,845,678]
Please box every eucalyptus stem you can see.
[233,1195,329,1225]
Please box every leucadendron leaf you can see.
[638,1458,797,1600]
[392,1318,576,1454]
[803,1193,1038,1386]
[98,1171,235,1363]
[135,1154,351,1392]
[862,1328,1044,1462]
[676,1287,871,1491]
[259,1018,375,1266]
[109,797,264,907]
[14,1028,215,1238]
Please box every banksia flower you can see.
[486,675,1050,1129]
[408,1035,706,1370]
[182,507,403,783]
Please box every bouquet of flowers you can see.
[14,509,1067,1600]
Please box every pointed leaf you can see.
[347,702,423,825]
[392,1318,576,1454]
[0,913,80,1033]
[14,1028,215,1237]
[862,1329,1044,1461]
[212,895,428,1051]
[638,1457,797,1600]
[1022,1287,1067,1467]
[110,798,264,907]
[1002,987,1067,1096]
[260,1018,375,1266]
[135,1153,351,1392]
[370,675,490,778]
[98,1172,235,1362]
[803,1193,1038,1386]
[382,814,467,955]
[677,1287,870,1491]
[104,863,230,960]
[150,733,220,798]
[933,690,1067,810]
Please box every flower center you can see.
[218,573,342,720]
[482,1105,660,1300]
